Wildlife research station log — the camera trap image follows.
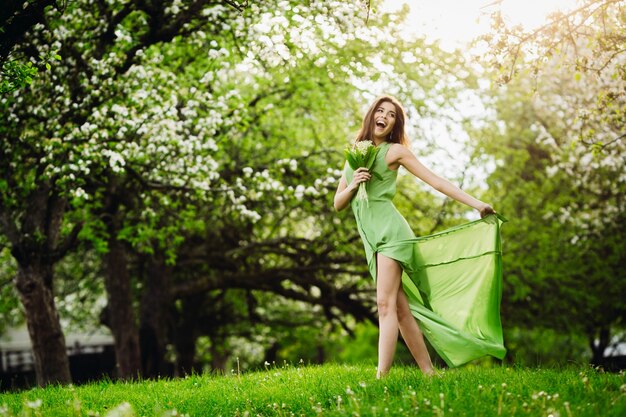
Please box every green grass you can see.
[0,363,624,416]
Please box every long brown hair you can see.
[354,95,409,146]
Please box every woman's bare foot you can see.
[424,368,443,377]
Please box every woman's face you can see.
[372,101,396,139]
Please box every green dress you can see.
[344,141,506,367]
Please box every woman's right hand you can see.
[479,204,496,218]
[349,167,371,191]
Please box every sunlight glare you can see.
[382,0,582,49]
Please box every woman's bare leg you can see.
[376,253,403,378]
[396,288,435,374]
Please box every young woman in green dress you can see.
[334,95,499,378]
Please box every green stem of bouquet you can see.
[357,183,369,206]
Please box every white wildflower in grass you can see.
[25,399,42,409]
[162,410,190,417]
[103,402,135,417]
[344,140,382,204]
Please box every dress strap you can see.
[379,141,393,159]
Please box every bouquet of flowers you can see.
[344,140,383,204]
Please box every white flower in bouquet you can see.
[344,140,383,204]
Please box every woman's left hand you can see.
[479,204,496,218]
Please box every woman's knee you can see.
[398,306,413,323]
[395,290,414,324]
[377,296,395,318]
[375,253,402,318]
[397,303,411,323]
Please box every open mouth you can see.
[375,120,387,129]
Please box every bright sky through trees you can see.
[376,0,582,197]
[383,0,582,50]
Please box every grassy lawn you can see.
[0,363,624,416]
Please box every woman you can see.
[334,95,505,378]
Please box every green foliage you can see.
[329,322,379,365]
[0,50,62,95]
[0,60,37,94]
[504,327,592,367]
[0,247,21,334]
[472,22,626,361]
[288,321,420,367]
[0,365,623,416]
[53,250,106,332]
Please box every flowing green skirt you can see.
[361,209,507,367]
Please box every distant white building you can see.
[604,334,626,357]
[0,325,115,389]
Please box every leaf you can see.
[45,62,51,71]
[344,150,359,170]
[54,54,62,61]
[371,171,383,181]
[365,147,379,170]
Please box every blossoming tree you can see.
[1,0,477,384]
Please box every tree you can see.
[1,0,480,384]
[472,38,626,364]
[478,0,624,153]
[0,0,250,384]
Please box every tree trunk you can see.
[265,341,279,365]
[210,341,229,373]
[8,183,72,386]
[104,232,141,379]
[175,332,198,376]
[15,264,71,386]
[172,295,205,376]
[140,255,170,378]
[316,342,325,364]
[589,326,610,367]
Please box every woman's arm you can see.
[388,144,495,217]
[334,168,371,211]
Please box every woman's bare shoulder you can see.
[385,142,411,169]
[387,142,411,158]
